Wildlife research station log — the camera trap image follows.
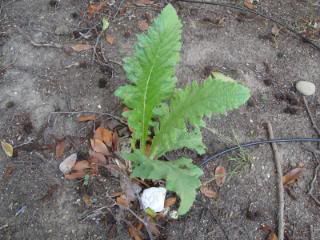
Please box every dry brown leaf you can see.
[1,141,13,157]
[128,226,143,240]
[138,20,149,31]
[105,34,115,45]
[77,114,96,122]
[215,166,226,187]
[136,0,154,5]
[164,197,177,208]
[200,186,218,199]
[110,191,123,197]
[73,160,90,171]
[244,0,255,9]
[87,2,107,18]
[282,167,304,186]
[55,139,65,159]
[267,232,278,240]
[70,44,93,52]
[64,170,86,180]
[94,127,113,147]
[89,150,107,165]
[83,194,92,207]
[116,195,130,207]
[90,138,110,156]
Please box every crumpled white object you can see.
[141,187,166,212]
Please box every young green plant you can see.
[115,4,250,215]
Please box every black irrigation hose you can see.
[200,137,320,166]
[176,0,320,51]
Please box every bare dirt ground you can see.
[0,0,320,239]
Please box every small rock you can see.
[296,81,315,96]
[141,187,166,212]
[59,153,77,174]
[55,25,70,36]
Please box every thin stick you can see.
[303,96,320,136]
[176,0,320,51]
[308,163,320,206]
[49,111,127,125]
[266,122,284,240]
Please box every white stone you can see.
[141,187,166,212]
[59,153,77,174]
[296,81,316,96]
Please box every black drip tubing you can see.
[200,137,320,166]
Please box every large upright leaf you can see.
[150,73,250,158]
[115,4,182,151]
[123,151,203,215]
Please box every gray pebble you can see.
[296,81,315,96]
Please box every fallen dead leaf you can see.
[77,114,96,122]
[90,138,110,156]
[55,139,65,159]
[105,34,115,45]
[138,20,149,31]
[73,160,91,172]
[1,140,13,157]
[83,194,92,207]
[200,186,218,199]
[87,2,107,18]
[70,43,93,52]
[164,197,177,208]
[94,127,113,147]
[116,195,130,207]
[64,171,87,180]
[244,0,255,9]
[215,166,226,187]
[282,167,304,186]
[267,232,278,240]
[128,226,143,240]
[89,150,107,165]
[120,177,142,202]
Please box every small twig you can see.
[13,138,34,148]
[29,39,63,48]
[15,26,63,49]
[119,205,154,240]
[49,111,127,125]
[303,96,320,136]
[266,121,284,240]
[176,0,320,51]
[308,163,320,206]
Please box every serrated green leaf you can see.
[115,4,182,151]
[151,74,250,158]
[124,151,203,215]
[154,127,206,157]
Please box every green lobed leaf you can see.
[123,151,203,215]
[154,127,206,157]
[150,73,250,158]
[115,4,182,151]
